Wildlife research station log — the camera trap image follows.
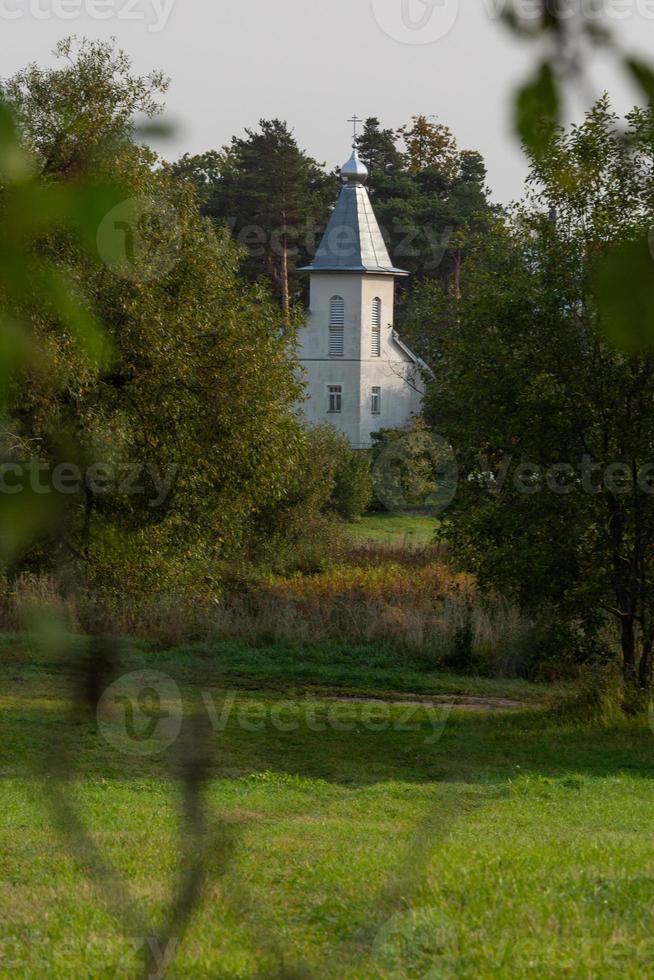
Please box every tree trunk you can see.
[280,239,289,318]
[639,636,653,690]
[452,247,462,301]
[621,615,638,684]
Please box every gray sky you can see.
[2,1,653,203]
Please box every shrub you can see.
[332,448,373,520]
[549,663,627,724]
[370,418,438,511]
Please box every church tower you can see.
[298,145,424,449]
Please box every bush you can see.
[332,448,373,520]
[370,418,438,511]
[240,424,370,579]
[550,663,627,724]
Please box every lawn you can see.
[2,636,654,978]
[344,511,437,547]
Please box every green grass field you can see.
[345,511,437,547]
[2,636,654,978]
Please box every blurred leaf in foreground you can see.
[515,62,560,160]
[0,98,123,563]
[592,236,654,351]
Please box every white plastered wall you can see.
[297,272,424,449]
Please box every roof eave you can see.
[299,265,409,277]
[391,330,434,376]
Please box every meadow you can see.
[344,512,438,548]
[2,633,654,978]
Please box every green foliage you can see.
[354,115,495,300]
[246,424,371,576]
[399,114,459,177]
[0,79,130,568]
[591,235,654,350]
[171,119,335,312]
[396,274,454,367]
[168,149,234,205]
[0,40,322,595]
[370,419,438,512]
[331,445,373,521]
[1,37,168,180]
[353,116,403,178]
[424,97,654,683]
[300,424,372,523]
[627,58,654,105]
[514,61,559,159]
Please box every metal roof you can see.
[300,150,408,276]
[392,330,433,376]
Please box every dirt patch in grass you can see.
[328,694,525,711]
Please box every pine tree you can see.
[355,117,404,178]
[174,121,334,313]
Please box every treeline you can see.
[421,98,654,687]
[0,39,372,596]
[170,114,496,313]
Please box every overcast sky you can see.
[2,1,653,204]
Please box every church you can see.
[297,144,425,450]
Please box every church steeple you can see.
[296,135,422,450]
[300,147,408,277]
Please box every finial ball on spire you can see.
[341,149,368,185]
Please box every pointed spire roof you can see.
[300,149,408,276]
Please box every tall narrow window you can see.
[371,297,382,357]
[329,296,345,357]
[328,385,343,414]
[371,386,381,415]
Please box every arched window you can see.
[371,297,382,357]
[329,296,345,357]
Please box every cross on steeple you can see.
[347,115,362,145]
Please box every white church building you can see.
[297,146,425,449]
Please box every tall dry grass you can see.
[0,544,537,677]
[207,590,534,675]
